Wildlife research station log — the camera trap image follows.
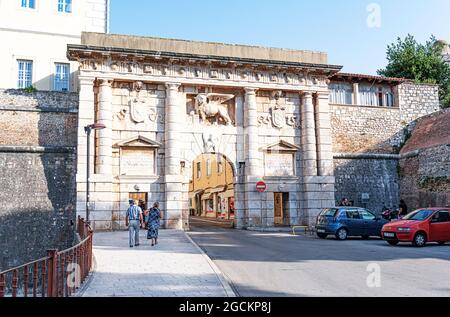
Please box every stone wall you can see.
[334,155,400,213]
[400,145,450,211]
[0,89,78,271]
[398,83,441,125]
[331,82,441,213]
[331,105,403,154]
[399,109,450,211]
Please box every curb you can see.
[184,232,238,298]
[74,253,98,297]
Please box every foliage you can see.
[19,86,38,93]
[378,35,450,108]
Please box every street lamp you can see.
[84,123,106,224]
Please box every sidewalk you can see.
[78,229,234,297]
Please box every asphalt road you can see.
[188,217,450,297]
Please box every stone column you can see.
[89,78,114,231]
[76,77,96,219]
[243,88,262,227]
[315,92,334,177]
[300,91,336,227]
[301,92,318,177]
[164,83,183,229]
[353,83,360,105]
[244,87,260,176]
[97,78,113,176]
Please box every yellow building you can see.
[189,154,235,220]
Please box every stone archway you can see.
[187,153,236,222]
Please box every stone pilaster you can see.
[243,87,264,227]
[164,83,183,229]
[97,78,113,176]
[301,91,336,226]
[301,92,318,177]
[76,77,95,220]
[315,92,334,177]
[244,87,260,177]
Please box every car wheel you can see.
[413,232,427,248]
[387,240,399,246]
[317,233,328,239]
[438,241,446,246]
[336,228,348,241]
[362,235,370,240]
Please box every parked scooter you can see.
[382,208,400,221]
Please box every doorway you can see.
[129,192,148,211]
[274,193,289,226]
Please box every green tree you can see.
[378,34,450,108]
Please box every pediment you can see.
[260,140,300,152]
[113,136,161,148]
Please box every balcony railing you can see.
[0,216,93,298]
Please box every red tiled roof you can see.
[331,72,407,83]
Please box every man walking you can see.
[126,200,143,248]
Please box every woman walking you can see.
[147,202,162,246]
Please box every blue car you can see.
[315,207,389,240]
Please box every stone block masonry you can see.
[331,82,441,213]
[0,90,78,271]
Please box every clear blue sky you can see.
[110,0,450,75]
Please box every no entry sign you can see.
[256,181,267,193]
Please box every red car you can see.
[382,208,450,247]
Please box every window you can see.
[54,63,70,91]
[17,60,33,89]
[385,92,394,107]
[329,83,353,105]
[432,211,450,223]
[360,85,395,107]
[196,162,201,179]
[206,159,212,177]
[346,210,361,219]
[359,85,378,106]
[21,0,36,9]
[58,0,72,13]
[359,209,376,221]
[217,156,223,174]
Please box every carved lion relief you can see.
[190,93,235,126]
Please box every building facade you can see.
[68,32,340,231]
[67,33,441,231]
[189,154,235,220]
[0,0,109,92]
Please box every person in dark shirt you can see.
[399,200,408,217]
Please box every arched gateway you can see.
[68,33,341,231]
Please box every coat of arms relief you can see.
[114,81,164,124]
[258,91,300,129]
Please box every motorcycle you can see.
[382,208,400,221]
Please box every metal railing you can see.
[0,216,93,298]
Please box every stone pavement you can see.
[77,229,234,297]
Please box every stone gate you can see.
[68,32,343,231]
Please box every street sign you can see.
[256,181,267,193]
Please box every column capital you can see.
[79,77,96,86]
[316,91,330,99]
[244,87,258,95]
[165,82,181,91]
[98,78,114,86]
[301,91,314,98]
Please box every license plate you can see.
[384,232,395,238]
[317,229,325,233]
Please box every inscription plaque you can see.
[265,153,295,176]
[121,149,155,176]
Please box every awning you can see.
[210,186,226,194]
[201,193,212,200]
